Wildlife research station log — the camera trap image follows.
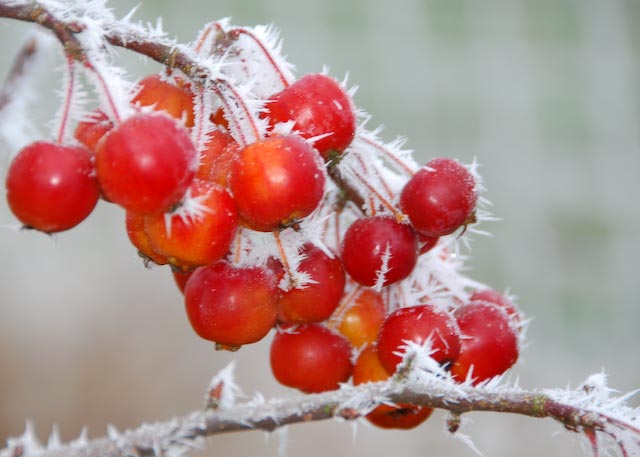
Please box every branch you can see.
[2,361,638,457]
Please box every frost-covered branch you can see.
[2,358,639,457]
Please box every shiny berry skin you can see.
[144,180,238,269]
[195,130,239,185]
[470,288,520,322]
[5,142,100,233]
[353,345,433,429]
[277,244,346,324]
[377,304,461,374]
[125,211,169,265]
[229,135,325,231]
[400,158,477,237]
[96,113,196,215]
[417,234,439,254]
[132,74,195,127]
[270,324,353,393]
[266,73,356,160]
[184,261,279,348]
[341,216,418,287]
[337,289,386,348]
[74,109,113,153]
[172,270,193,294]
[451,302,519,384]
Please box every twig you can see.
[1,373,637,457]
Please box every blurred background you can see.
[0,0,639,456]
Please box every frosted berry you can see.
[96,113,196,215]
[132,74,195,127]
[400,158,477,237]
[377,304,461,373]
[6,142,100,233]
[229,135,325,231]
[270,324,353,393]
[144,179,238,269]
[184,261,279,348]
[451,302,519,384]
[337,289,386,348]
[341,215,418,287]
[266,73,356,160]
[353,345,433,429]
[277,244,346,324]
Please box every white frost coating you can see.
[544,373,640,457]
[373,244,393,292]
[206,361,243,410]
[162,187,213,237]
[0,30,56,153]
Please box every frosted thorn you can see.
[107,424,120,440]
[446,412,462,434]
[338,408,361,421]
[46,426,61,449]
[205,361,241,410]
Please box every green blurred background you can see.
[1,1,639,456]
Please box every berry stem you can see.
[55,55,75,144]
[360,134,415,176]
[226,27,291,88]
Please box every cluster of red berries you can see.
[3,22,523,431]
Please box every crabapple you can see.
[451,302,519,384]
[270,324,353,393]
[184,261,279,348]
[377,304,461,374]
[266,73,356,160]
[400,158,477,237]
[470,288,521,323]
[73,109,114,153]
[125,211,169,265]
[341,215,418,287]
[144,179,238,269]
[353,345,433,429]
[95,113,197,215]
[5,142,100,233]
[337,289,386,348]
[229,135,325,231]
[132,74,195,127]
[195,129,239,185]
[277,244,346,324]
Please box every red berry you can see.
[470,288,520,322]
[144,179,238,269]
[96,113,196,215]
[125,211,169,265]
[132,74,195,127]
[229,135,325,231]
[195,129,239,185]
[341,216,418,287]
[266,74,356,160]
[270,324,353,393]
[417,234,439,254]
[337,289,386,348]
[74,109,114,153]
[377,304,461,373]
[400,158,477,237]
[172,269,193,294]
[184,261,279,348]
[353,345,433,429]
[451,302,519,384]
[5,142,100,233]
[277,244,346,324]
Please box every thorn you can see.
[446,412,462,434]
